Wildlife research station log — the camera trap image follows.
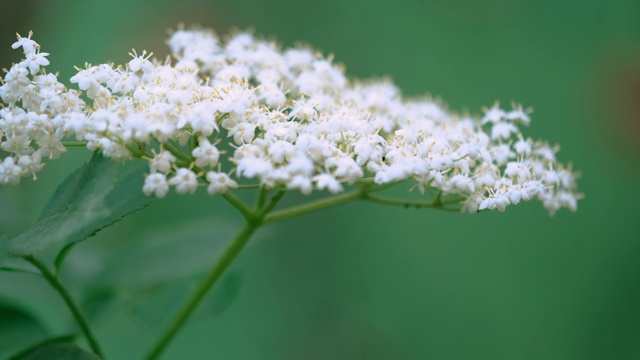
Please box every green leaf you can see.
[9,336,100,360]
[0,235,33,272]
[92,217,243,289]
[7,151,152,260]
[0,234,10,266]
[209,271,243,315]
[0,303,48,358]
[79,217,251,329]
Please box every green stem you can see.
[146,182,459,359]
[125,143,150,158]
[433,190,443,207]
[256,187,267,209]
[365,181,399,192]
[221,191,252,220]
[145,192,284,360]
[259,190,286,216]
[62,141,88,147]
[442,197,465,205]
[264,184,460,224]
[162,141,191,162]
[363,193,460,212]
[22,255,104,358]
[263,188,366,224]
[0,266,39,275]
[235,183,261,189]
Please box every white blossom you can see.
[192,137,220,168]
[143,173,170,198]
[12,31,38,53]
[313,173,343,194]
[21,50,49,75]
[168,168,198,194]
[129,50,154,74]
[0,29,581,215]
[148,149,176,174]
[0,157,23,184]
[206,172,237,194]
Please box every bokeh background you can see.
[1,1,639,359]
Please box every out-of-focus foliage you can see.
[1,1,639,359]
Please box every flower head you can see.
[0,29,581,215]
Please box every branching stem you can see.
[263,188,366,224]
[22,255,104,358]
[147,183,460,359]
[363,193,459,211]
[145,190,284,360]
[61,141,89,147]
[162,141,191,163]
[221,191,253,220]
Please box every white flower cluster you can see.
[0,29,580,215]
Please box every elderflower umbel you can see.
[0,29,581,215]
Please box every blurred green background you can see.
[1,0,639,359]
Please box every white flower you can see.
[192,138,220,168]
[168,168,199,194]
[285,154,314,176]
[0,157,23,184]
[542,167,560,185]
[206,172,237,194]
[17,150,44,180]
[505,161,532,183]
[4,65,30,88]
[514,135,532,156]
[492,144,514,165]
[70,67,100,91]
[217,82,254,115]
[21,50,50,75]
[129,50,154,74]
[12,32,38,54]
[0,133,30,154]
[36,133,67,160]
[0,30,580,215]
[288,175,313,195]
[482,104,505,124]
[188,102,219,137]
[506,103,531,126]
[267,140,295,164]
[479,188,510,212]
[491,121,518,141]
[313,173,343,194]
[326,156,363,184]
[290,98,318,120]
[148,149,176,174]
[236,155,273,179]
[257,83,286,106]
[233,122,258,145]
[450,174,475,194]
[462,193,483,213]
[143,173,170,198]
